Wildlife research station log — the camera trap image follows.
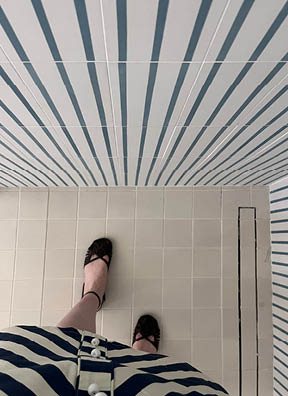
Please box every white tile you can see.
[108,190,135,218]
[193,278,221,308]
[43,279,73,310]
[79,191,107,218]
[222,247,238,278]
[48,191,77,218]
[193,308,221,338]
[134,278,162,308]
[77,219,106,250]
[223,338,239,370]
[45,250,74,278]
[194,219,221,247]
[135,219,163,247]
[0,191,19,219]
[105,277,133,309]
[17,220,46,249]
[193,338,222,371]
[0,280,13,310]
[19,191,48,219]
[222,309,238,339]
[47,220,77,249]
[41,310,70,326]
[193,248,221,277]
[164,220,192,247]
[194,190,221,218]
[223,190,251,218]
[11,310,41,326]
[0,311,10,329]
[136,190,163,218]
[222,278,238,309]
[102,309,131,340]
[15,250,44,279]
[160,339,191,363]
[163,248,192,278]
[0,250,15,280]
[163,278,191,309]
[162,309,191,340]
[135,248,162,278]
[106,219,134,247]
[164,190,193,218]
[0,220,17,249]
[13,280,42,310]
[259,338,273,370]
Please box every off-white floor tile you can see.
[105,277,132,308]
[193,278,221,308]
[259,370,273,396]
[135,248,162,278]
[163,248,192,277]
[15,250,44,279]
[222,278,238,308]
[41,309,70,326]
[19,191,48,219]
[164,220,192,247]
[107,246,134,278]
[222,309,238,339]
[17,220,46,249]
[107,219,134,247]
[0,311,10,329]
[164,190,193,218]
[194,219,221,247]
[48,191,78,218]
[45,250,74,278]
[257,219,271,249]
[47,220,77,249]
[193,308,221,338]
[108,190,135,218]
[223,190,251,218]
[43,279,73,310]
[13,280,42,310]
[251,189,270,218]
[135,219,163,247]
[160,339,191,362]
[11,310,41,326]
[222,247,238,278]
[79,191,107,218]
[193,338,222,371]
[0,250,15,280]
[0,281,13,310]
[162,309,191,340]
[222,219,238,247]
[259,337,273,370]
[77,219,106,249]
[102,309,131,340]
[0,220,17,249]
[193,248,221,277]
[0,191,19,219]
[163,278,191,308]
[223,338,239,370]
[134,278,162,308]
[136,190,163,218]
[194,190,221,218]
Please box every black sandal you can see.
[81,237,112,311]
[132,314,160,351]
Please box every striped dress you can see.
[0,325,229,395]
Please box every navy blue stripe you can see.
[242,162,288,185]
[215,124,288,185]
[0,116,66,186]
[155,0,255,185]
[273,312,288,323]
[192,88,288,185]
[265,172,288,185]
[0,162,37,186]
[275,355,288,369]
[273,292,288,302]
[117,0,128,184]
[0,348,75,396]
[273,271,288,278]
[273,334,288,345]
[0,181,9,187]
[273,302,288,313]
[31,0,108,185]
[0,67,79,185]
[271,185,288,194]
[0,169,27,186]
[275,366,288,382]
[0,372,36,395]
[135,0,169,184]
[163,2,288,185]
[145,0,212,185]
[74,0,118,184]
[0,174,17,187]
[0,8,98,186]
[257,169,288,185]
[274,376,288,393]
[274,324,288,336]
[0,146,48,186]
[271,196,288,204]
[272,230,288,234]
[139,362,200,374]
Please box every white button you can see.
[91,337,100,346]
[91,348,101,358]
[95,393,107,396]
[87,383,100,395]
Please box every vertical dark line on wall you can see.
[237,207,242,396]
[254,207,259,396]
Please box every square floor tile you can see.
[45,250,75,278]
[162,309,191,340]
[17,220,46,249]
[43,279,73,310]
[193,338,222,371]
[164,219,192,247]
[108,190,135,218]
[134,278,162,308]
[194,190,221,218]
[15,250,44,279]
[19,191,48,219]
[107,219,134,247]
[135,248,162,278]
[136,190,163,218]
[0,281,13,310]
[193,248,221,277]
[163,278,191,308]
[47,220,77,249]
[102,309,131,340]
[163,248,192,277]
[135,219,163,247]
[0,191,19,219]
[48,191,78,218]
[193,308,221,338]
[193,278,221,307]
[164,190,193,218]
[13,280,42,310]
[105,277,133,308]
[79,191,107,218]
[77,219,106,249]
[160,339,191,362]
[11,310,41,326]
[0,220,17,249]
[194,219,221,247]
[0,250,15,280]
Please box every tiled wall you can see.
[0,186,273,395]
[269,178,288,396]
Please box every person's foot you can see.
[83,254,109,298]
[132,332,157,353]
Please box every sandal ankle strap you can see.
[82,291,103,312]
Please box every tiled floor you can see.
[0,186,273,395]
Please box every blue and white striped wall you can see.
[270,177,288,396]
[0,0,288,187]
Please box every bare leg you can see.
[57,255,108,332]
[132,333,157,354]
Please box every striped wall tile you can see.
[0,0,288,187]
[269,177,288,396]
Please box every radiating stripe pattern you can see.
[0,0,288,187]
[0,325,229,395]
[269,178,288,396]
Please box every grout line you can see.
[158,0,232,164]
[162,188,165,328]
[39,188,50,326]
[191,186,194,363]
[9,188,21,326]
[72,187,81,310]
[131,187,137,344]
[101,187,109,336]
[220,186,224,384]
